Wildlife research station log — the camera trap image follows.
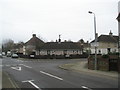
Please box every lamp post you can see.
[88,11,97,70]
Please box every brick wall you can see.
[88,55,118,71]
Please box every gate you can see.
[109,59,118,71]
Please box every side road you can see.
[59,60,118,79]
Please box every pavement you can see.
[59,60,118,78]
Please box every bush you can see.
[109,52,119,55]
[102,54,109,58]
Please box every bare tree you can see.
[78,39,84,43]
[2,39,14,53]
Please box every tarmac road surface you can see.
[2,57,118,89]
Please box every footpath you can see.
[59,60,118,79]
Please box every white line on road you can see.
[22,80,41,90]
[40,71,63,81]
[5,65,11,67]
[29,81,40,89]
[11,67,21,71]
[20,64,32,68]
[81,86,92,90]
[22,80,34,83]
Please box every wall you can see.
[88,55,118,71]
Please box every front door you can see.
[107,48,111,54]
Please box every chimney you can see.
[58,35,61,44]
[109,30,113,36]
[56,40,57,42]
[33,34,36,37]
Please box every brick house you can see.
[24,34,44,55]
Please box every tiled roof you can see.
[91,35,118,43]
[40,42,82,50]
[25,34,44,46]
[76,42,90,48]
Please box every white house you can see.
[90,31,118,54]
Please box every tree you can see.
[14,41,24,49]
[2,39,14,53]
[78,39,84,43]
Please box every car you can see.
[7,51,11,57]
[2,52,5,56]
[30,54,35,58]
[11,54,19,58]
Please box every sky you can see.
[0,0,120,43]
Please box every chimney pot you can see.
[33,34,36,37]
[109,30,113,36]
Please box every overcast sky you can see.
[0,0,119,43]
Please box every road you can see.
[2,57,118,90]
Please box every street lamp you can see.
[88,11,97,70]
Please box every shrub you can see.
[102,54,109,58]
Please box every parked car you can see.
[11,54,19,58]
[2,52,5,56]
[30,54,35,58]
[7,51,11,57]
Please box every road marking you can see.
[11,66,21,71]
[20,64,32,68]
[40,71,63,81]
[4,65,11,67]
[81,86,92,90]
[29,81,40,89]
[15,60,24,62]
[5,65,10,67]
[5,72,19,88]
[8,77,16,88]
[22,80,34,83]
[22,80,40,90]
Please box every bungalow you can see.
[39,41,82,56]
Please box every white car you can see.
[11,54,19,58]
[30,54,35,58]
